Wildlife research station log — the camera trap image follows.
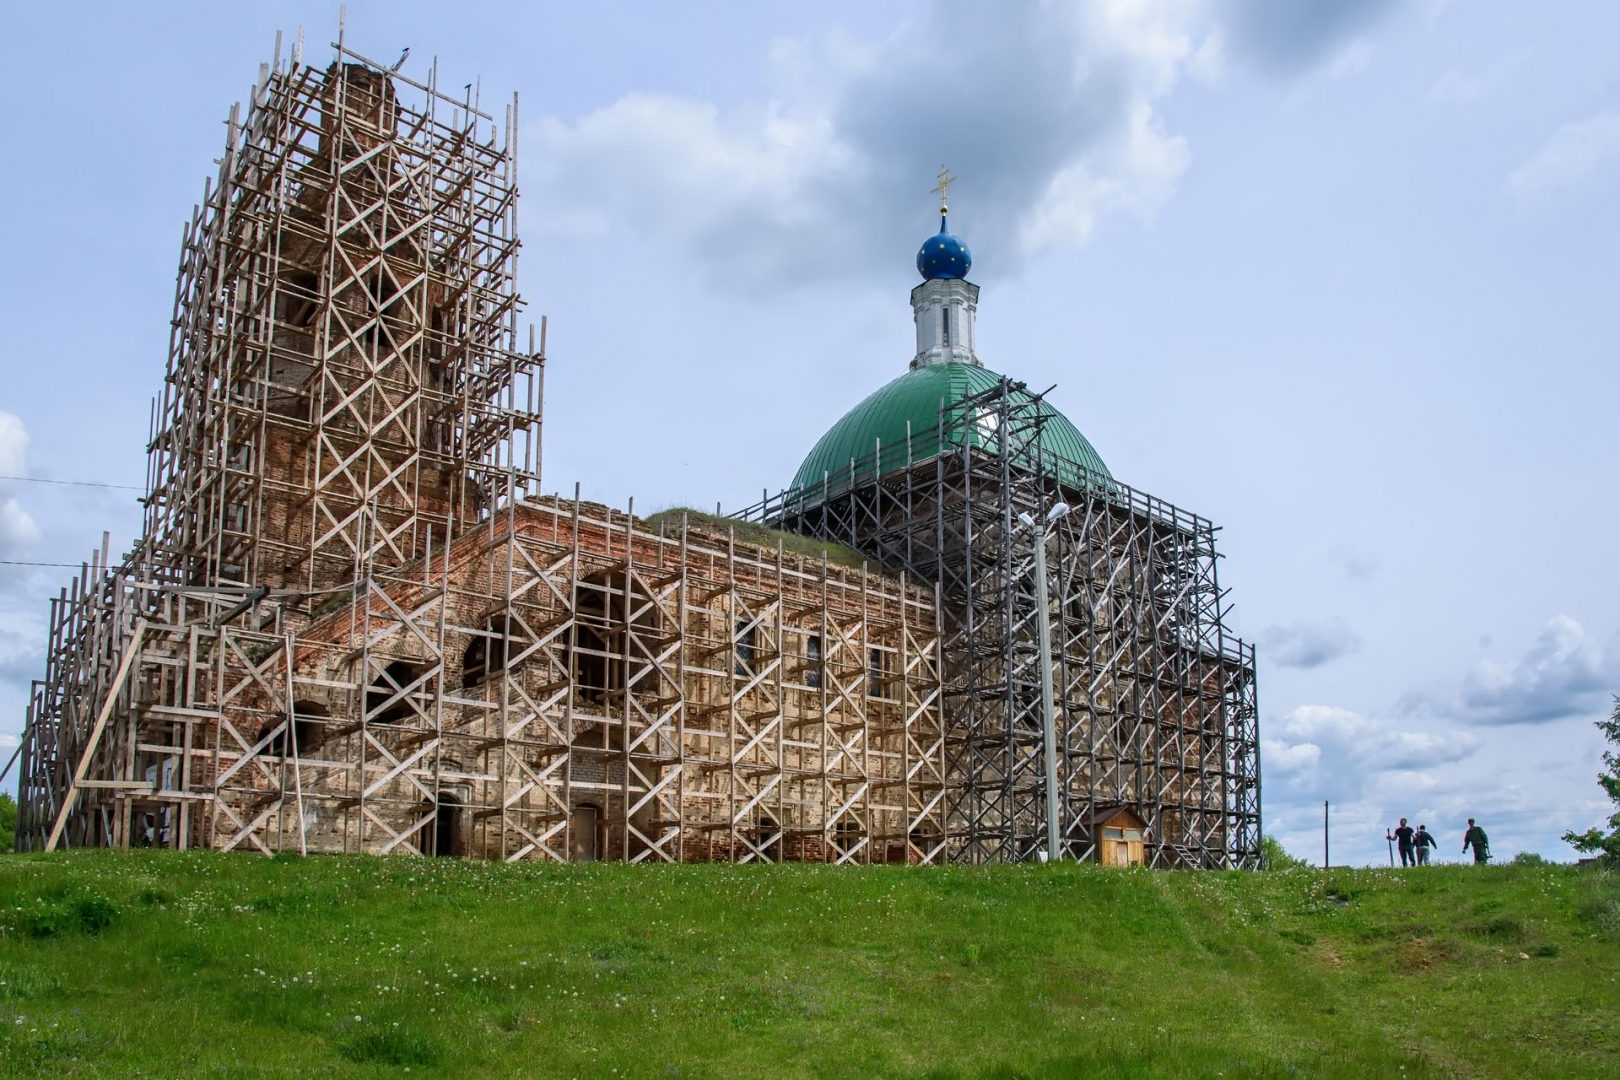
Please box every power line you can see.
[0,475,142,491]
[0,560,84,568]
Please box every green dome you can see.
[790,363,1111,494]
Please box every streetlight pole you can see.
[1020,503,1069,863]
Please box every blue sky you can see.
[1,1,1616,865]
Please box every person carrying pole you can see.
[1414,824,1437,865]
[1462,818,1490,864]
[1389,818,1416,867]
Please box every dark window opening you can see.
[276,268,322,329]
[264,699,329,756]
[833,817,863,858]
[867,647,888,698]
[291,700,328,754]
[366,660,423,725]
[941,307,950,347]
[735,620,756,677]
[570,573,661,704]
[572,578,612,697]
[754,811,781,854]
[462,613,524,688]
[805,633,822,690]
[909,824,943,851]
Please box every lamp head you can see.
[1046,502,1070,524]
[1016,512,1036,530]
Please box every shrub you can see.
[1562,696,1620,867]
[1261,835,1307,870]
[1578,868,1620,935]
[0,794,15,853]
[12,893,119,938]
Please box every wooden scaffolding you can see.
[15,27,1253,870]
[15,28,947,861]
[742,377,1262,869]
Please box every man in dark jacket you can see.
[1462,819,1490,864]
[1388,818,1416,867]
[1414,824,1437,865]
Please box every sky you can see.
[1,0,1617,866]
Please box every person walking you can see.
[1414,824,1437,865]
[1389,818,1416,867]
[1462,818,1490,864]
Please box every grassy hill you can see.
[0,852,1615,1079]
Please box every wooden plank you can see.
[45,618,148,852]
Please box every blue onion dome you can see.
[917,214,972,280]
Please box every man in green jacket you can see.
[1462,819,1490,864]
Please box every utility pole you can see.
[1020,503,1069,863]
[1323,800,1329,869]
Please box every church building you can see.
[16,45,1259,868]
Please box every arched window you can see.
[570,572,661,703]
[291,700,327,754]
[462,614,521,688]
[365,660,422,724]
[260,699,329,757]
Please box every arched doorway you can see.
[571,804,601,863]
[434,792,464,857]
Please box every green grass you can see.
[0,853,1616,1078]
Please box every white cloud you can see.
[528,1,1208,288]
[0,413,41,560]
[1276,703,1476,770]
[1261,736,1320,774]
[525,0,1412,289]
[1261,617,1360,669]
[1264,703,1480,810]
[1455,615,1617,725]
[1508,113,1620,202]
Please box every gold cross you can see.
[932,165,956,213]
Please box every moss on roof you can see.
[643,508,871,572]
